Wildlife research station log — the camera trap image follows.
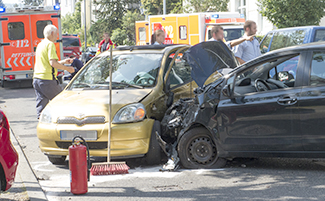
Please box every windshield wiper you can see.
[72,83,91,88]
[98,81,144,89]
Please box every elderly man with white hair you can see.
[33,24,75,118]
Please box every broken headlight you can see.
[112,103,146,123]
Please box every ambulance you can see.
[135,12,245,46]
[0,5,63,88]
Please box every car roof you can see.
[267,26,325,33]
[264,41,325,56]
[114,44,190,54]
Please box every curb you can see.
[10,129,48,201]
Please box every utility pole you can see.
[163,0,166,15]
[84,0,87,50]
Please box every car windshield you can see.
[68,53,163,90]
[87,47,97,52]
[63,37,80,47]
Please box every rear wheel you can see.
[144,121,162,165]
[47,155,66,165]
[178,127,226,169]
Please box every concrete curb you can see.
[10,130,48,201]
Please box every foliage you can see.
[111,28,128,46]
[62,1,81,35]
[141,0,183,15]
[257,0,325,28]
[122,11,144,45]
[184,0,229,12]
[90,0,140,44]
[23,0,43,6]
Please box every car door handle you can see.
[277,97,297,105]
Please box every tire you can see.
[177,127,226,169]
[144,121,162,165]
[47,155,66,165]
[0,165,6,192]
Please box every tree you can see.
[141,0,182,15]
[90,0,140,43]
[23,0,43,6]
[257,0,325,28]
[62,1,81,34]
[184,0,229,13]
[122,11,144,45]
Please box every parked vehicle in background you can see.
[160,41,325,169]
[36,42,238,165]
[62,34,82,59]
[0,110,18,191]
[0,5,63,88]
[136,12,245,45]
[260,26,325,54]
[81,47,97,64]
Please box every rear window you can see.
[314,29,325,42]
[8,22,24,40]
[270,29,306,51]
[36,20,52,38]
[63,37,80,47]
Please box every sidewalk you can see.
[0,130,48,201]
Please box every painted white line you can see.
[26,57,31,66]
[6,58,11,67]
[20,57,25,66]
[13,57,18,67]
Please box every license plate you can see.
[60,130,97,141]
[15,74,25,79]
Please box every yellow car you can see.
[37,44,224,165]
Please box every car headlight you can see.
[112,103,146,123]
[39,106,52,124]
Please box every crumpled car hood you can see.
[183,41,238,88]
[47,89,152,121]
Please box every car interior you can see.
[233,55,299,95]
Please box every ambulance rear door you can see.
[0,14,34,79]
[135,21,149,45]
[30,12,62,61]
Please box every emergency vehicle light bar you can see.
[1,5,60,13]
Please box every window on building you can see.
[236,0,246,19]
[179,26,187,40]
[139,27,146,41]
[8,22,25,40]
[36,20,53,39]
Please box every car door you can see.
[149,47,191,121]
[299,50,325,151]
[216,54,304,153]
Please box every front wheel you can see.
[177,127,226,169]
[144,121,162,165]
[47,155,66,165]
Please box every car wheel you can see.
[144,121,162,165]
[178,127,226,169]
[47,155,66,165]
[0,165,6,191]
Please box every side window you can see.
[260,32,273,54]
[313,30,325,42]
[270,30,306,51]
[310,52,325,86]
[36,20,52,38]
[8,22,25,40]
[169,52,191,88]
[233,55,299,95]
[139,27,146,41]
[179,26,187,40]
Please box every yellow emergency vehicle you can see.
[136,12,245,46]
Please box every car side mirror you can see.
[222,84,232,97]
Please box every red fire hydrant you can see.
[69,136,90,195]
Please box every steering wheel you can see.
[255,78,270,92]
[136,77,155,85]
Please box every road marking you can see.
[20,57,25,66]
[31,161,55,172]
[13,57,18,67]
[6,58,11,67]
[26,57,31,66]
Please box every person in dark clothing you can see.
[69,56,83,78]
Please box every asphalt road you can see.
[1,85,325,201]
